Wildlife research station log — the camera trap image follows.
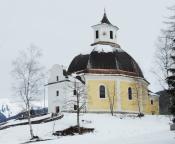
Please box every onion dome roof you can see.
[68,44,144,78]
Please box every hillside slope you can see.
[0,113,174,144]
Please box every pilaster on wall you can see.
[140,83,144,113]
[116,80,121,111]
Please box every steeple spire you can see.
[91,11,119,47]
[101,9,111,24]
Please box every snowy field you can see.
[0,113,174,144]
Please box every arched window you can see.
[128,87,132,100]
[56,90,59,96]
[99,85,105,98]
[56,76,59,81]
[151,100,153,105]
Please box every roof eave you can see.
[91,23,119,30]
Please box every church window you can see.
[110,31,113,39]
[151,100,153,105]
[73,89,77,95]
[56,90,59,96]
[56,76,59,81]
[99,85,106,98]
[74,105,78,110]
[128,87,132,100]
[96,30,99,39]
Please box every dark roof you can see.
[45,79,70,86]
[67,46,144,78]
[68,54,89,74]
[101,12,111,24]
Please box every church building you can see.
[48,12,159,114]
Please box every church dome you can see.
[67,44,144,78]
[68,12,144,78]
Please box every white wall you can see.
[48,64,78,113]
[48,64,68,113]
[48,64,65,83]
[92,24,119,44]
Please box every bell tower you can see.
[91,10,120,47]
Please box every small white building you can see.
[47,64,70,113]
[47,64,84,113]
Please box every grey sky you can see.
[0,0,174,99]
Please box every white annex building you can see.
[47,64,84,113]
[47,65,71,113]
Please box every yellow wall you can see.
[87,80,116,111]
[86,79,159,114]
[120,81,142,112]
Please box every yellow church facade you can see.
[67,12,159,115]
[85,74,159,114]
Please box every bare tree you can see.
[153,6,175,90]
[153,35,173,89]
[107,87,115,116]
[133,82,142,116]
[130,78,145,117]
[12,45,45,139]
[63,75,87,133]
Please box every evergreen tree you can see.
[154,6,175,91]
[155,5,175,118]
[167,39,175,119]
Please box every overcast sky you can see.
[0,0,174,99]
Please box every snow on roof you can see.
[93,44,115,53]
[79,44,124,55]
[149,91,160,97]
[115,47,124,52]
[93,44,124,53]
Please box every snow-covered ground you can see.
[0,113,174,144]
